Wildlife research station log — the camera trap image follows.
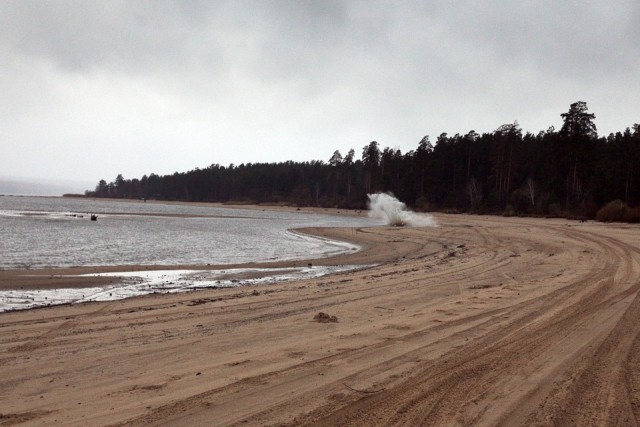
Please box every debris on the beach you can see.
[314,312,338,323]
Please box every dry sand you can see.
[1,214,640,426]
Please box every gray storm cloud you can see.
[1,0,638,184]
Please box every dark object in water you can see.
[90,214,98,221]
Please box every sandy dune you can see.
[1,214,640,426]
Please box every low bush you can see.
[596,200,629,222]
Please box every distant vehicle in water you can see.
[90,214,98,221]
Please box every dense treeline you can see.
[87,102,640,220]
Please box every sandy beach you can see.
[1,213,640,426]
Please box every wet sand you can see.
[1,214,640,425]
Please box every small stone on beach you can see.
[314,312,338,323]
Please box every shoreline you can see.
[0,225,415,292]
[0,197,378,294]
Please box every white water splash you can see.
[367,193,437,227]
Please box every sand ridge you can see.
[1,214,640,425]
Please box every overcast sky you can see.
[2,0,639,189]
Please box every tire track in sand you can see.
[304,223,640,426]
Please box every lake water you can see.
[0,196,381,269]
[0,196,381,311]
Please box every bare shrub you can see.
[596,200,629,222]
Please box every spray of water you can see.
[367,193,437,227]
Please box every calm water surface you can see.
[0,196,380,269]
